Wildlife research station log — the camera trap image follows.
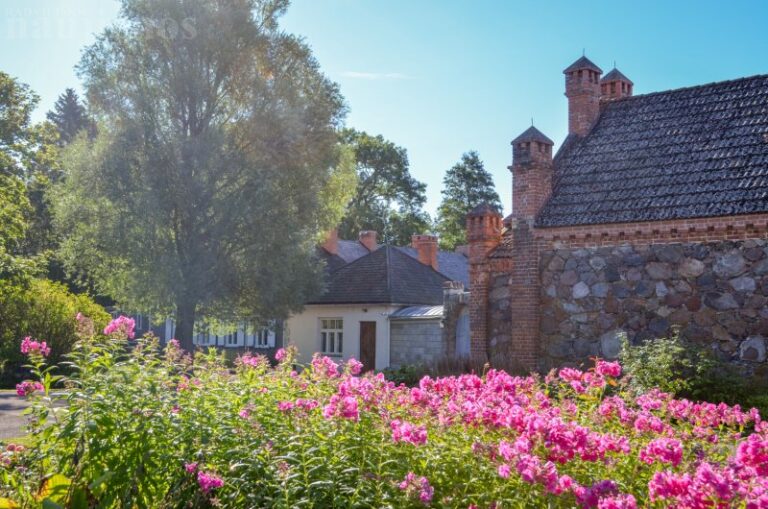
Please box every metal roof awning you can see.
[389,305,443,320]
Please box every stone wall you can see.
[389,319,444,367]
[540,239,768,374]
[488,271,513,366]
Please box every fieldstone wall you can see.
[540,240,768,375]
[488,271,513,366]
[390,319,444,367]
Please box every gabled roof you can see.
[512,126,554,145]
[537,74,768,227]
[307,246,450,305]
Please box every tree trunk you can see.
[176,299,197,352]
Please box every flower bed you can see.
[1,315,767,508]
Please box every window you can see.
[320,318,343,355]
[225,332,238,346]
[256,328,271,348]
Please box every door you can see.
[359,321,376,372]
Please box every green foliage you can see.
[53,0,352,349]
[46,88,95,146]
[620,333,768,414]
[436,151,502,250]
[339,128,431,245]
[0,279,109,387]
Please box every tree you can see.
[0,72,51,278]
[435,151,502,250]
[46,88,95,146]
[339,128,431,245]
[53,0,353,351]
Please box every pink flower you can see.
[595,360,622,378]
[20,336,51,357]
[274,348,286,361]
[648,470,692,502]
[498,464,511,478]
[322,395,359,421]
[184,462,198,473]
[168,338,180,349]
[15,381,43,397]
[311,354,340,378]
[736,434,768,476]
[346,358,363,375]
[278,401,295,412]
[639,438,683,467]
[197,471,223,493]
[240,353,268,369]
[398,472,433,505]
[390,420,427,445]
[597,494,637,509]
[103,316,136,339]
[559,367,583,383]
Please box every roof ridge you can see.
[605,73,768,104]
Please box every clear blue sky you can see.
[2,0,767,217]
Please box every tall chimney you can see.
[509,125,554,221]
[322,228,339,255]
[358,230,377,251]
[411,234,439,271]
[564,55,603,136]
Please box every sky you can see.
[2,0,768,218]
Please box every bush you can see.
[2,319,768,508]
[619,333,768,415]
[0,278,109,387]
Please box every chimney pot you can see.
[358,230,377,251]
[411,234,439,271]
[322,228,339,255]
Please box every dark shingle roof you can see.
[601,68,633,84]
[307,246,449,305]
[563,56,602,74]
[397,246,469,288]
[512,126,554,145]
[537,74,768,227]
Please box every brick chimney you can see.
[509,125,554,221]
[466,203,502,361]
[564,55,603,136]
[358,230,377,251]
[322,228,339,255]
[411,234,439,271]
[600,67,633,101]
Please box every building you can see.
[469,57,768,374]
[286,231,470,371]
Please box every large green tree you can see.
[46,88,95,146]
[54,0,354,350]
[436,151,502,250]
[339,128,430,245]
[0,72,56,277]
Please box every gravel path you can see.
[0,391,29,440]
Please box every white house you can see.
[285,231,469,371]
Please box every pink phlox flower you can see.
[20,336,51,357]
[390,419,427,445]
[197,471,223,493]
[311,354,340,378]
[103,316,136,339]
[274,348,286,361]
[639,438,683,467]
[15,381,43,397]
[594,360,622,378]
[346,357,363,375]
[597,494,637,509]
[184,462,198,473]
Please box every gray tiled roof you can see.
[537,74,768,227]
[563,56,602,74]
[397,246,469,288]
[601,68,633,84]
[307,246,450,305]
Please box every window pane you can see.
[329,332,335,353]
[322,320,328,329]
[338,333,343,353]
[321,332,326,352]
[338,319,343,329]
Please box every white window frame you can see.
[319,318,343,356]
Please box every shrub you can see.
[3,318,768,508]
[620,333,768,415]
[0,278,109,387]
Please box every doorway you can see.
[359,321,376,372]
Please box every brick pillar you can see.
[466,204,502,361]
[507,219,540,371]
